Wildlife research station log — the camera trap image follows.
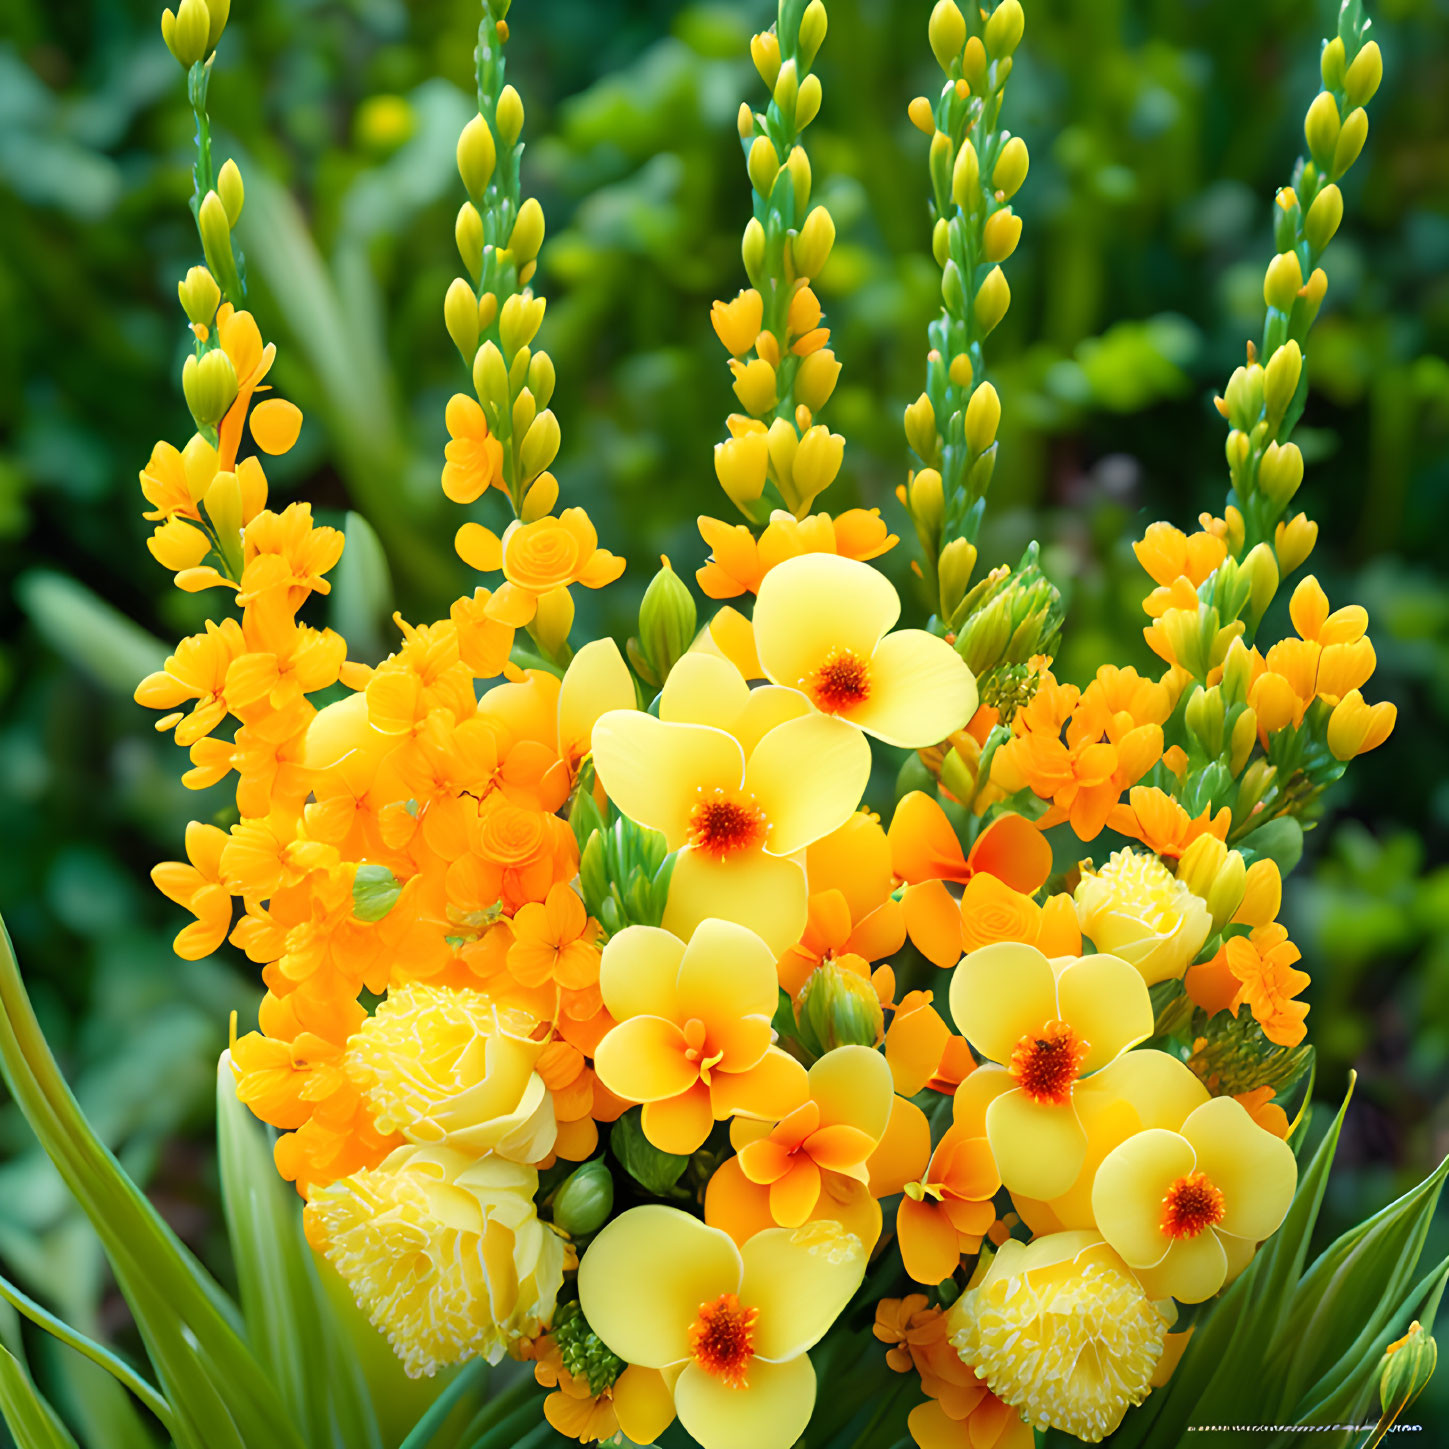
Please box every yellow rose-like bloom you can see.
[578,1207,865,1449]
[345,982,557,1164]
[1091,1095,1297,1303]
[306,1144,564,1377]
[594,919,802,1154]
[1073,849,1212,987]
[948,1232,1170,1443]
[591,654,870,953]
[948,942,1154,1200]
[752,554,978,748]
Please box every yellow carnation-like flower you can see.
[344,982,557,1164]
[1073,849,1212,987]
[948,1231,1170,1443]
[305,1144,564,1377]
[578,1206,865,1449]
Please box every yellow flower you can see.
[1073,848,1213,986]
[947,1231,1171,1443]
[593,919,800,1155]
[590,653,870,953]
[1091,1095,1297,1302]
[305,1144,564,1377]
[578,1207,865,1449]
[344,983,557,1163]
[947,942,1154,1199]
[752,554,977,748]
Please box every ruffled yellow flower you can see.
[752,554,977,748]
[1091,1095,1296,1303]
[305,1144,564,1377]
[344,982,556,1163]
[593,920,803,1154]
[947,942,1154,1199]
[578,1207,865,1449]
[1073,848,1212,986]
[948,1232,1171,1443]
[590,654,870,953]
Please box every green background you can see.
[0,0,1446,1436]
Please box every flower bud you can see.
[551,1159,614,1237]
[1224,363,1265,431]
[197,190,236,287]
[904,392,937,461]
[1344,41,1383,108]
[203,468,243,550]
[456,115,497,200]
[443,278,479,358]
[796,960,884,1053]
[985,0,1025,58]
[532,585,575,660]
[793,205,835,279]
[790,426,844,513]
[965,381,1001,453]
[1229,707,1257,776]
[500,292,546,357]
[1186,682,1225,757]
[747,136,780,199]
[455,202,484,282]
[929,2,967,73]
[951,139,980,210]
[798,1,829,68]
[729,357,778,416]
[1378,1323,1437,1437]
[1263,341,1302,427]
[162,0,212,68]
[785,145,812,214]
[795,347,840,412]
[1327,690,1397,761]
[962,35,987,90]
[740,217,768,288]
[508,197,545,264]
[714,429,769,509]
[983,206,1022,262]
[519,409,560,481]
[908,96,935,134]
[1320,37,1347,91]
[993,136,1029,200]
[1295,267,1329,334]
[938,536,978,621]
[1304,91,1341,164]
[908,468,945,534]
[796,72,823,130]
[521,472,557,523]
[750,30,781,90]
[1242,541,1280,622]
[1258,441,1304,507]
[1304,183,1343,253]
[182,348,238,427]
[1263,250,1304,313]
[773,59,799,123]
[216,158,244,225]
[495,85,525,148]
[637,557,698,684]
[472,339,510,416]
[1235,858,1282,929]
[177,266,221,328]
[1274,513,1318,574]
[1331,107,1368,179]
[974,266,1010,333]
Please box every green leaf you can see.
[330,510,395,664]
[217,1054,384,1449]
[352,863,402,922]
[609,1109,688,1196]
[0,1346,78,1449]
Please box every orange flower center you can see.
[689,1293,758,1388]
[810,648,872,713]
[1008,1020,1089,1106]
[1160,1170,1226,1239]
[688,789,766,859]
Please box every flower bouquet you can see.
[0,1,1442,1447]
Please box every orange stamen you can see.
[1008,1020,1088,1106]
[689,1293,758,1388]
[811,648,871,713]
[1160,1171,1225,1240]
[688,789,766,859]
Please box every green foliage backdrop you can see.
[1,0,1446,1432]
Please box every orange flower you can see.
[1107,786,1230,859]
[440,394,505,504]
[696,508,897,599]
[238,503,345,611]
[883,990,963,1097]
[508,884,602,991]
[134,617,246,746]
[1225,924,1310,1047]
[531,1337,675,1446]
[1133,521,1227,594]
[151,821,233,959]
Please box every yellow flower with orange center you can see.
[752,554,977,748]
[578,1207,865,1449]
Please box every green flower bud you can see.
[929,1,967,74]
[1304,183,1343,253]
[177,266,221,328]
[1344,40,1383,108]
[1379,1322,1437,1431]
[216,158,244,226]
[1320,37,1347,91]
[1186,683,1226,758]
[552,1301,625,1396]
[985,0,1026,58]
[1331,107,1368,179]
[796,960,884,1053]
[456,115,497,200]
[637,558,698,684]
[551,1159,614,1238]
[197,190,236,289]
[182,347,238,427]
[496,85,525,148]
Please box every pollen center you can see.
[689,1293,758,1388]
[1008,1020,1089,1106]
[688,789,767,859]
[1160,1170,1225,1240]
[810,648,872,713]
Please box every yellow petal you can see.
[948,941,1057,1064]
[1134,1228,1228,1304]
[661,653,751,731]
[952,1063,1015,1136]
[1180,1096,1297,1242]
[984,1089,1086,1200]
[730,685,812,758]
[845,630,977,748]
[578,1206,741,1369]
[739,1222,867,1361]
[1053,954,1155,1072]
[866,1095,932,1198]
[599,925,685,1023]
[592,711,744,848]
[676,918,780,1045]
[642,1081,717,1155]
[664,848,807,957]
[673,1354,815,1449]
[1091,1128,1194,1268]
[753,553,900,693]
[1080,1048,1210,1131]
[808,1045,893,1140]
[612,1365,677,1446]
[559,638,636,763]
[593,1016,696,1102]
[705,1155,777,1246]
[711,1047,810,1122]
[745,715,871,857]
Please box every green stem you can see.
[397,1359,487,1449]
[465,1391,545,1449]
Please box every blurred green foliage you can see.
[1,0,1447,1436]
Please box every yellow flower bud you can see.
[1225,429,1250,471]
[908,96,935,135]
[932,217,950,269]
[444,278,479,359]
[974,266,1010,333]
[472,340,509,413]
[1242,541,1280,621]
[1176,833,1228,899]
[795,348,841,412]
[908,468,945,533]
[796,73,823,130]
[511,386,537,441]
[793,206,836,280]
[741,217,767,286]
[520,472,557,523]
[737,102,755,140]
[500,292,546,357]
[1327,690,1397,761]
[929,1,967,73]
[904,392,937,461]
[197,190,235,284]
[1331,107,1368,179]
[773,59,799,121]
[1230,707,1257,776]
[714,430,769,509]
[729,357,778,416]
[182,348,238,427]
[962,35,987,90]
[1274,513,1318,574]
[1320,37,1347,91]
[1304,90,1341,163]
[177,266,220,328]
[790,426,845,512]
[162,0,212,68]
[1234,859,1282,929]
[216,158,244,226]
[949,352,973,388]
[747,136,780,200]
[496,86,525,148]
[477,290,498,332]
[799,1,829,68]
[938,536,978,620]
[785,145,812,213]
[983,206,1022,262]
[204,0,229,50]
[1304,183,1343,254]
[526,351,555,410]
[1299,266,1329,327]
[750,30,781,90]
[993,136,1029,200]
[532,585,574,659]
[1263,341,1302,426]
[456,115,497,200]
[1344,41,1383,107]
[951,139,980,210]
[519,409,560,481]
[508,198,545,265]
[455,202,483,282]
[1264,250,1304,312]
[148,517,211,572]
[985,0,1026,58]
[1258,441,1304,507]
[965,381,1001,453]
